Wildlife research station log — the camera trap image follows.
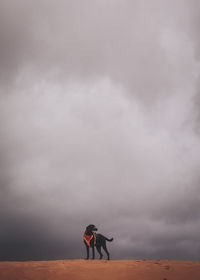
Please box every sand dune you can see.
[0,259,200,280]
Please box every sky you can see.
[0,0,200,261]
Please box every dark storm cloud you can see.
[1,0,197,99]
[0,0,200,260]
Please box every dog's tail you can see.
[105,237,114,242]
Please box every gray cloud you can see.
[0,0,200,260]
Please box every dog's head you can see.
[86,224,98,234]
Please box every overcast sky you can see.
[0,0,200,261]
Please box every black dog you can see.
[83,224,113,260]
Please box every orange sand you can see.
[0,259,200,280]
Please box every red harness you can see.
[83,232,96,247]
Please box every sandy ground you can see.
[0,259,200,280]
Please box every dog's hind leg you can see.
[96,245,103,259]
[102,244,110,260]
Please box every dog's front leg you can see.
[86,246,90,259]
[92,245,95,259]
[84,241,89,259]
